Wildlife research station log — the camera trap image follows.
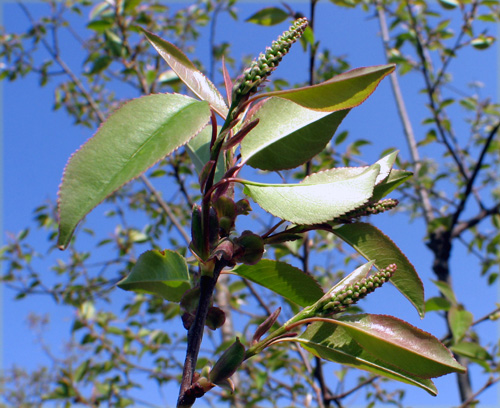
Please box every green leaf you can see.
[332,223,425,317]
[246,7,289,26]
[57,94,210,249]
[118,250,191,302]
[230,259,324,307]
[186,126,225,183]
[431,280,457,305]
[241,164,380,225]
[143,29,228,118]
[448,306,473,343]
[254,65,395,112]
[471,35,495,50]
[241,98,349,171]
[333,314,465,377]
[304,151,399,186]
[438,0,460,9]
[425,296,451,312]
[298,321,438,395]
[450,341,492,367]
[371,169,413,201]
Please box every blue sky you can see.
[2,1,500,406]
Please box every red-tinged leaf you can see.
[57,94,210,249]
[298,321,438,395]
[253,65,395,112]
[333,314,466,378]
[332,223,425,317]
[222,56,232,104]
[143,29,228,118]
[230,259,324,307]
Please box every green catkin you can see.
[334,198,399,223]
[319,264,397,315]
[231,17,308,104]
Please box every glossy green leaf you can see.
[118,249,191,302]
[246,7,289,26]
[241,164,380,225]
[241,98,349,170]
[230,259,324,307]
[255,65,395,112]
[143,29,228,118]
[448,306,473,342]
[186,126,225,183]
[57,94,210,249]
[334,314,465,377]
[332,223,425,317]
[298,321,438,395]
[371,169,413,201]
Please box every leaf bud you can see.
[213,196,236,237]
[235,199,252,216]
[209,338,246,385]
[233,230,265,265]
[252,307,281,344]
[206,306,226,330]
[190,205,204,259]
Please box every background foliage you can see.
[2,0,500,407]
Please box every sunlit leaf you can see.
[332,223,425,317]
[143,29,228,118]
[438,0,460,9]
[298,321,438,395]
[241,164,380,225]
[118,250,191,302]
[57,94,210,249]
[241,97,349,170]
[333,314,465,377]
[303,151,399,186]
[254,65,395,112]
[231,259,324,307]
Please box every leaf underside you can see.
[242,164,380,225]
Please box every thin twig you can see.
[450,122,500,232]
[375,1,433,224]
